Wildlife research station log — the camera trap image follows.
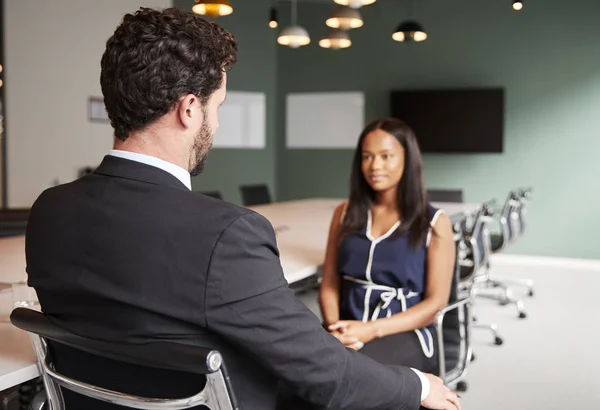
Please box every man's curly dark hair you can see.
[100,7,238,141]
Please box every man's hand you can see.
[328,320,378,350]
[421,373,461,410]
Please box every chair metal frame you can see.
[435,297,472,388]
[457,203,506,344]
[474,190,534,319]
[434,220,474,390]
[487,188,535,296]
[10,308,237,410]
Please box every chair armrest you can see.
[12,308,239,410]
[434,296,472,329]
[434,296,472,385]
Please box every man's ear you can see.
[177,94,201,129]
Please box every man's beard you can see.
[189,119,213,177]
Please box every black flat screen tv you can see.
[390,88,505,153]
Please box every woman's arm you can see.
[318,202,346,328]
[371,212,456,339]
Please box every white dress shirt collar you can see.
[109,149,192,191]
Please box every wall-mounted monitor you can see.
[390,87,505,153]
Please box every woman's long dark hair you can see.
[340,117,430,247]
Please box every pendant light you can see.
[277,0,310,48]
[269,7,278,28]
[392,20,427,42]
[326,6,363,30]
[512,1,523,11]
[392,0,427,43]
[319,29,352,49]
[333,0,376,8]
[192,0,233,17]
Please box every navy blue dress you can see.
[337,203,444,372]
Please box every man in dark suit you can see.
[25,7,460,410]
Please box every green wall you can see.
[276,0,600,259]
[174,0,277,204]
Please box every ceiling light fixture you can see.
[277,0,310,48]
[326,6,363,30]
[392,20,427,42]
[192,0,233,17]
[319,29,352,49]
[333,0,376,9]
[269,7,278,28]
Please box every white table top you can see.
[0,236,27,285]
[0,282,39,392]
[0,324,39,392]
[250,198,342,284]
[0,200,480,286]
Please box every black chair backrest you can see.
[441,223,466,372]
[11,309,215,374]
[472,202,494,271]
[427,189,463,203]
[459,201,494,277]
[514,187,532,236]
[239,184,271,206]
[447,225,463,305]
[0,208,31,221]
[0,208,30,237]
[500,190,522,244]
[201,191,223,200]
[10,308,239,409]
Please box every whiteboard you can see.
[214,91,266,148]
[286,91,364,148]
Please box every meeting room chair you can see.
[485,188,535,297]
[10,308,239,410]
[471,189,533,319]
[201,190,223,200]
[458,202,506,345]
[0,208,30,237]
[239,184,272,207]
[427,189,464,203]
[434,218,473,392]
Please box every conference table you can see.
[0,198,481,392]
[0,236,27,285]
[0,319,39,392]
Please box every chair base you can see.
[472,323,503,346]
[473,282,528,319]
[490,275,535,297]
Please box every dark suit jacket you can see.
[26,155,422,410]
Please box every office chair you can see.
[473,190,533,318]
[10,308,238,410]
[239,184,271,206]
[0,208,30,237]
[458,202,506,344]
[488,188,535,296]
[427,189,464,203]
[434,218,473,393]
[201,191,223,200]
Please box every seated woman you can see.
[319,117,456,375]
